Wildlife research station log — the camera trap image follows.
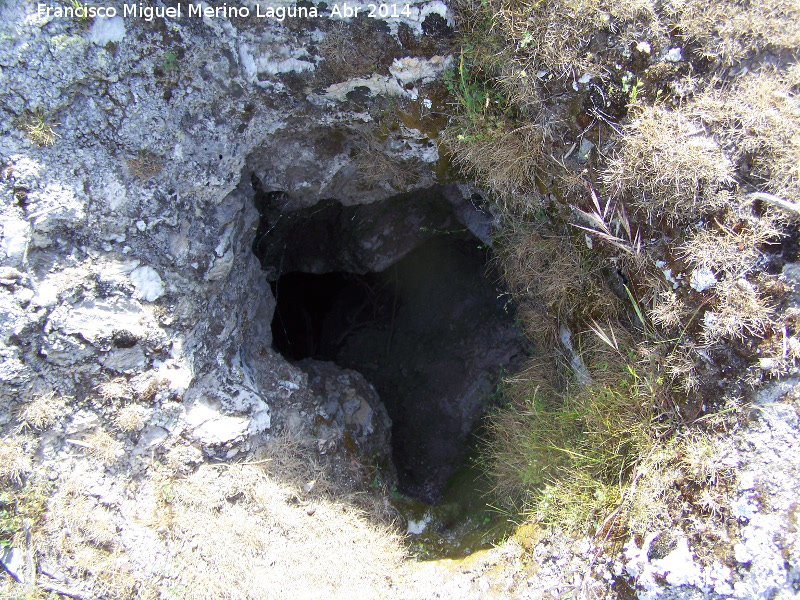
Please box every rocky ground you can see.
[1,1,799,599]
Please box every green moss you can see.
[0,479,50,548]
[392,431,516,560]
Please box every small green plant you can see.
[443,47,506,122]
[486,335,675,533]
[0,479,50,548]
[162,51,179,73]
[621,72,644,103]
[20,110,59,147]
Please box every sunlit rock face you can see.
[0,1,461,457]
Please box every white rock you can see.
[734,542,753,564]
[133,427,169,455]
[738,472,757,491]
[407,514,431,534]
[48,297,145,344]
[204,249,234,281]
[185,399,250,445]
[390,56,453,86]
[66,410,100,435]
[89,16,126,46]
[0,547,26,583]
[690,267,717,292]
[651,538,702,586]
[665,47,683,62]
[636,41,652,54]
[1,214,30,262]
[759,357,777,370]
[130,266,165,302]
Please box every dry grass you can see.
[83,429,124,465]
[146,461,407,600]
[113,405,144,432]
[605,104,736,223]
[699,67,800,205]
[96,377,133,402]
[668,0,800,64]
[650,290,692,330]
[19,109,60,146]
[678,213,783,278]
[15,392,62,431]
[41,484,139,599]
[0,436,32,484]
[607,68,800,224]
[485,0,662,79]
[320,21,400,81]
[444,0,798,544]
[126,150,162,180]
[702,278,774,344]
[627,427,733,533]
[486,334,675,532]
[442,120,546,214]
[257,431,336,497]
[663,345,701,393]
[497,224,625,345]
[355,135,424,190]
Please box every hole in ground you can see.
[256,187,527,504]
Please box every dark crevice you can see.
[255,187,527,502]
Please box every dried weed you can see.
[152,462,407,600]
[126,150,162,180]
[668,0,800,64]
[16,392,62,431]
[0,436,32,484]
[84,429,124,465]
[702,278,774,343]
[113,405,144,432]
[96,377,133,403]
[442,120,546,214]
[605,104,736,223]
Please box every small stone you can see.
[734,542,752,564]
[759,357,777,371]
[302,480,316,494]
[690,267,717,292]
[0,547,26,583]
[0,266,24,284]
[665,47,683,62]
[136,220,147,231]
[305,506,316,516]
[736,278,755,293]
[130,265,165,302]
[577,138,595,163]
[636,41,652,54]
[89,16,126,46]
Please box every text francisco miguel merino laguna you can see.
[36,3,338,22]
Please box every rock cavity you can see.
[253,185,527,502]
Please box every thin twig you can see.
[38,581,92,600]
[745,192,800,216]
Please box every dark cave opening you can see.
[269,271,393,362]
[255,186,527,503]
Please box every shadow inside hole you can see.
[269,235,526,503]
